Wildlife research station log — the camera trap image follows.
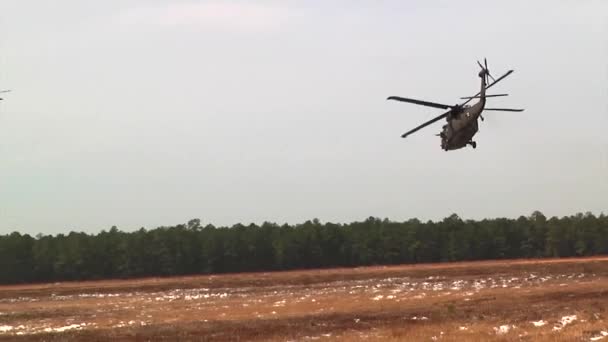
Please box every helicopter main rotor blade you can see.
[482,58,496,83]
[484,70,513,91]
[387,96,452,110]
[484,108,524,112]
[401,110,450,138]
[460,94,508,99]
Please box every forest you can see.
[0,211,606,285]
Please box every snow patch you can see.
[78,293,121,298]
[553,315,577,331]
[494,324,515,334]
[431,331,444,340]
[451,280,466,290]
[531,320,546,327]
[273,299,286,307]
[45,324,84,333]
[590,331,608,341]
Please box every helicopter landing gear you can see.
[468,141,477,149]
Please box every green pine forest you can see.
[1,211,607,285]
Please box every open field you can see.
[1,257,608,341]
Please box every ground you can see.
[1,257,608,341]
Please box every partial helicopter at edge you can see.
[387,59,523,151]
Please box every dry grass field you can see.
[1,257,608,341]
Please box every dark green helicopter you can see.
[0,89,10,101]
[387,59,523,151]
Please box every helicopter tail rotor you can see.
[484,58,495,83]
[477,58,495,84]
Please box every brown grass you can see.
[1,256,608,341]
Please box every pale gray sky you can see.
[0,0,606,235]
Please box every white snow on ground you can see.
[0,272,595,338]
[154,289,228,302]
[531,320,547,327]
[43,324,85,333]
[78,293,122,298]
[494,324,516,334]
[273,299,287,307]
[590,331,608,341]
[4,285,238,304]
[184,294,204,300]
[451,280,466,290]
[431,331,444,340]
[553,315,577,331]
[0,297,40,303]
[0,323,93,335]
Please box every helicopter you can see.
[387,59,523,151]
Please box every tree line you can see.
[0,211,606,284]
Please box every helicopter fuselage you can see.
[440,99,485,150]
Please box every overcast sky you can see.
[0,0,606,235]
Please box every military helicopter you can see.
[387,59,523,150]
